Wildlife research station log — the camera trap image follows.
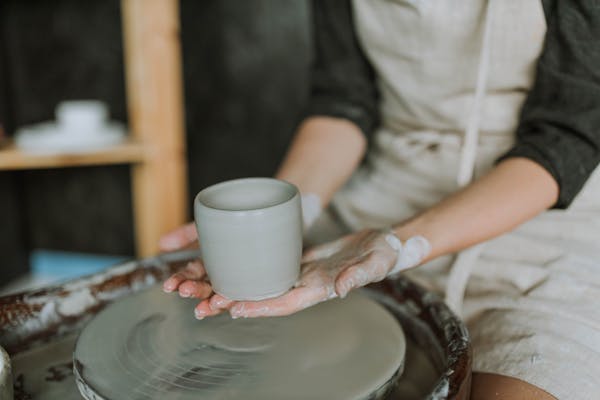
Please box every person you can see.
[160,1,600,398]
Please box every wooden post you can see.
[121,0,188,257]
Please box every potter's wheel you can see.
[0,345,13,399]
[74,288,406,400]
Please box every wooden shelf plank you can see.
[0,138,146,170]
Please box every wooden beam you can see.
[121,0,188,257]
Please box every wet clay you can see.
[0,345,13,399]
[11,334,80,400]
[74,288,406,400]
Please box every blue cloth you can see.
[30,249,129,281]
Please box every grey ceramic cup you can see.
[194,178,302,301]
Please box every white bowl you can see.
[55,100,108,133]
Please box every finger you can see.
[163,261,206,292]
[209,294,235,311]
[335,258,387,298]
[194,298,224,320]
[301,236,348,263]
[178,280,212,299]
[163,272,186,292]
[229,286,331,318]
[182,260,206,278]
[159,222,198,251]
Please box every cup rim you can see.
[194,177,299,213]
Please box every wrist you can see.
[301,193,323,233]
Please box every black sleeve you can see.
[499,0,600,209]
[303,0,380,139]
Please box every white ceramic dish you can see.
[14,100,125,154]
[14,122,125,154]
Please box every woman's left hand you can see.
[199,229,430,319]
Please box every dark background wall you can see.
[0,0,311,281]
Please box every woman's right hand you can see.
[159,222,199,252]
[161,224,227,318]
[162,259,227,319]
[162,260,209,296]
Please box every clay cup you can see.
[194,178,302,301]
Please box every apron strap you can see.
[446,0,496,315]
[445,244,486,315]
[457,0,496,187]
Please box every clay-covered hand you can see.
[163,260,230,320]
[205,229,431,319]
[163,260,212,299]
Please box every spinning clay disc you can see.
[74,287,406,400]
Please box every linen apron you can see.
[307,0,600,398]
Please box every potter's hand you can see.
[159,222,198,252]
[163,261,227,319]
[206,229,431,319]
[163,260,212,299]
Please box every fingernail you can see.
[163,277,177,291]
[179,291,190,298]
[340,279,354,298]
[195,309,206,320]
[344,284,356,298]
[230,305,244,319]
[213,298,227,308]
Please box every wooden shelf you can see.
[0,138,146,171]
[0,0,188,257]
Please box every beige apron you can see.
[310,0,600,398]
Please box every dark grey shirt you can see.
[304,0,600,209]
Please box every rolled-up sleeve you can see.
[303,0,380,139]
[499,0,600,209]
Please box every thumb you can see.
[159,222,198,251]
[388,235,431,275]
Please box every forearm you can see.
[393,158,559,262]
[275,116,367,206]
